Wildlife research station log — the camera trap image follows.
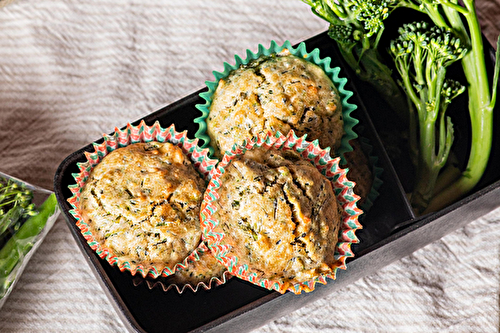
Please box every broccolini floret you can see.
[301,0,500,214]
[390,21,467,213]
[0,178,37,241]
[393,0,500,213]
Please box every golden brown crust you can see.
[211,148,342,284]
[207,51,343,157]
[78,142,205,272]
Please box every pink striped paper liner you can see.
[67,120,218,280]
[201,130,363,294]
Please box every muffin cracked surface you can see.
[78,141,205,271]
[211,148,342,284]
[207,51,343,157]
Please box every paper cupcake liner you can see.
[67,120,219,279]
[194,39,359,163]
[201,130,363,294]
[132,242,232,293]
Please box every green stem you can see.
[396,55,421,166]
[411,119,440,213]
[433,158,461,194]
[408,100,419,167]
[0,206,24,236]
[323,0,348,19]
[357,48,409,123]
[425,0,494,213]
[336,42,361,76]
[425,4,450,28]
[0,199,19,208]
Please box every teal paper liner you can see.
[359,136,383,214]
[194,40,359,163]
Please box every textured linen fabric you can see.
[0,1,498,332]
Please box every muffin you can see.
[201,131,362,294]
[209,146,342,287]
[71,122,217,278]
[206,49,344,157]
[131,241,231,293]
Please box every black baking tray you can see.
[53,18,500,333]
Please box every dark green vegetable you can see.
[301,0,409,121]
[301,0,500,214]
[395,0,500,213]
[389,22,467,213]
[0,193,57,297]
[0,178,37,239]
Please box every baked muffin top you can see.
[211,148,342,285]
[78,141,205,272]
[207,50,343,157]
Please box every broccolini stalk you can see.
[301,0,409,120]
[396,0,500,213]
[390,22,467,213]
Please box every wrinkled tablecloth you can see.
[0,1,499,332]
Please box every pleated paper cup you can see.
[343,135,384,214]
[67,120,218,281]
[194,40,359,164]
[132,242,232,293]
[201,130,363,294]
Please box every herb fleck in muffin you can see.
[211,147,342,285]
[78,141,205,272]
[207,50,343,157]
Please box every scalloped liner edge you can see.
[131,242,233,293]
[193,40,358,164]
[200,130,363,295]
[67,120,219,281]
[349,134,384,214]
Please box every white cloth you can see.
[0,1,498,332]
